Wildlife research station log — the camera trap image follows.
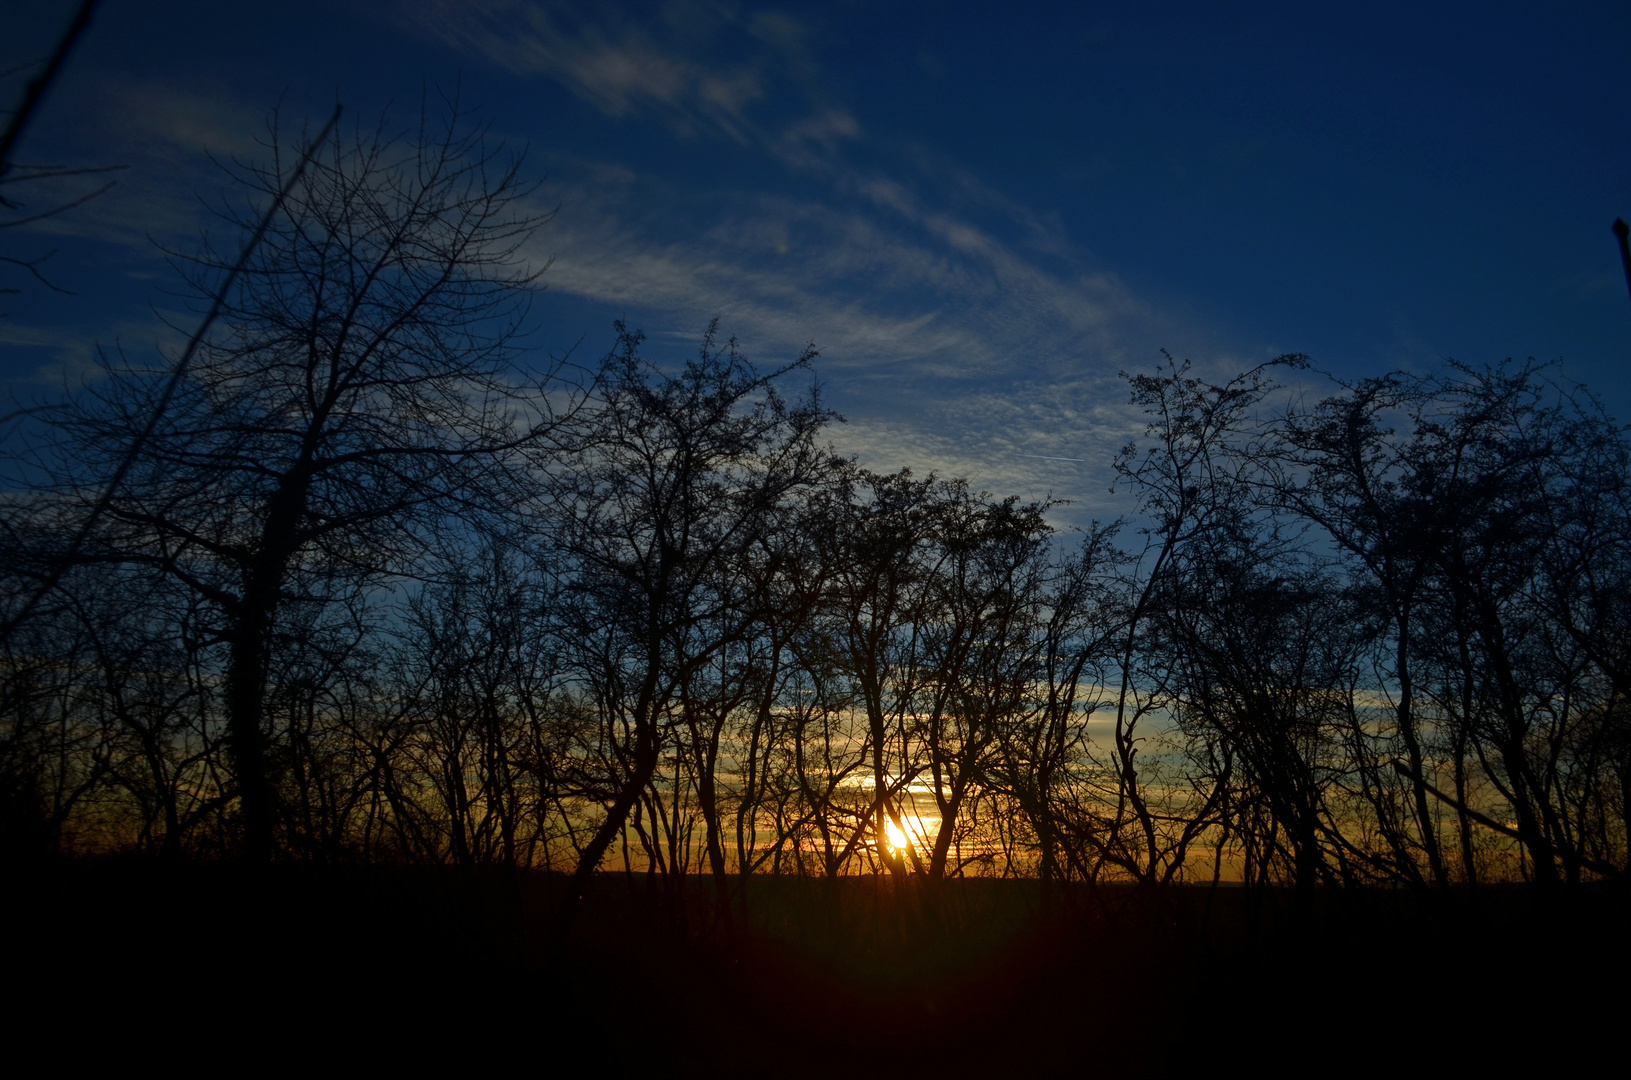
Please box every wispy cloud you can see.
[517,152,1171,521]
[392,1,1198,520]
[8,2,1223,528]
[2,79,274,390]
[401,0,808,143]
[0,313,187,389]
[13,78,277,252]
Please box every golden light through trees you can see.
[6,8,1630,1067]
[0,89,1626,899]
[885,821,911,853]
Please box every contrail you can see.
[1014,453,1085,462]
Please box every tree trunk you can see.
[225,586,277,864]
[928,782,964,880]
[692,718,731,913]
[224,466,313,862]
[1394,615,1446,887]
[559,723,660,929]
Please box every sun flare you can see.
[885,822,910,851]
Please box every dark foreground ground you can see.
[9,860,1627,1074]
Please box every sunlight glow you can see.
[886,821,910,851]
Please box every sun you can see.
[885,821,910,851]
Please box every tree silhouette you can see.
[550,321,836,925]
[28,96,571,861]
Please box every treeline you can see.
[3,106,1628,900]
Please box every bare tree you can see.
[28,95,574,861]
[550,321,837,925]
[983,521,1122,884]
[1073,356,1303,886]
[815,467,944,878]
[1400,363,1622,886]
[913,487,1055,880]
[1273,375,1459,887]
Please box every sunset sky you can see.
[5,0,1629,524]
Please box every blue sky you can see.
[5,0,1629,524]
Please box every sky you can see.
[4,0,1630,527]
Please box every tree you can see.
[1400,363,1623,886]
[815,467,943,878]
[1274,374,1452,887]
[386,537,562,869]
[1274,360,1631,887]
[551,321,837,924]
[28,96,571,861]
[1077,355,1303,886]
[914,486,1055,880]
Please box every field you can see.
[11,861,1626,1073]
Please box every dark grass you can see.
[9,859,1627,1073]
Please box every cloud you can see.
[110,83,268,159]
[770,109,862,172]
[400,0,804,142]
[387,2,1183,520]
[10,79,280,252]
[526,144,1155,378]
[515,150,1175,523]
[0,313,187,389]
[6,2,1223,532]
